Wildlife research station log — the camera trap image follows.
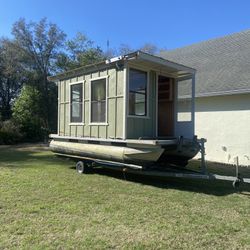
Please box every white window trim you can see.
[123,62,128,139]
[57,81,60,134]
[69,80,85,125]
[127,66,150,119]
[89,75,109,125]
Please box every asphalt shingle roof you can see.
[160,30,250,97]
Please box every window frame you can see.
[89,75,109,125]
[69,80,85,125]
[127,67,150,119]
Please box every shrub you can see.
[12,85,45,142]
[0,120,22,144]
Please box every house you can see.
[160,30,250,166]
[48,51,201,168]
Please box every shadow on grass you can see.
[0,148,73,168]
[75,166,250,197]
[1,146,249,196]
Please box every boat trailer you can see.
[67,138,250,188]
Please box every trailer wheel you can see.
[76,161,90,174]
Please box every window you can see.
[70,83,83,123]
[129,68,147,116]
[91,78,107,123]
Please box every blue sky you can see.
[1,0,250,52]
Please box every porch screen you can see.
[70,83,83,123]
[177,79,192,122]
[129,68,147,116]
[91,78,106,123]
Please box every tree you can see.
[0,39,25,120]
[139,43,159,54]
[118,43,134,55]
[12,85,45,141]
[56,32,105,71]
[10,18,66,130]
[116,42,160,56]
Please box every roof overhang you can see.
[121,51,196,79]
[48,50,196,82]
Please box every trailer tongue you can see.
[117,165,250,189]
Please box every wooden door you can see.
[157,76,174,137]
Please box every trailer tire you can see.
[76,161,90,174]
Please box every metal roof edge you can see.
[48,60,108,82]
[48,50,196,82]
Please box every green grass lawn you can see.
[0,145,249,249]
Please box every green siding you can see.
[116,97,124,138]
[59,103,64,135]
[77,75,84,81]
[84,74,90,100]
[99,126,107,138]
[76,125,82,137]
[64,103,70,136]
[108,68,116,97]
[117,70,124,96]
[58,66,124,139]
[91,125,98,137]
[70,125,76,137]
[71,77,77,83]
[91,72,99,79]
[84,101,90,137]
[100,69,108,77]
[126,71,157,139]
[107,98,116,138]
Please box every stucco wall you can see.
[195,93,250,166]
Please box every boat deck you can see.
[50,134,181,146]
